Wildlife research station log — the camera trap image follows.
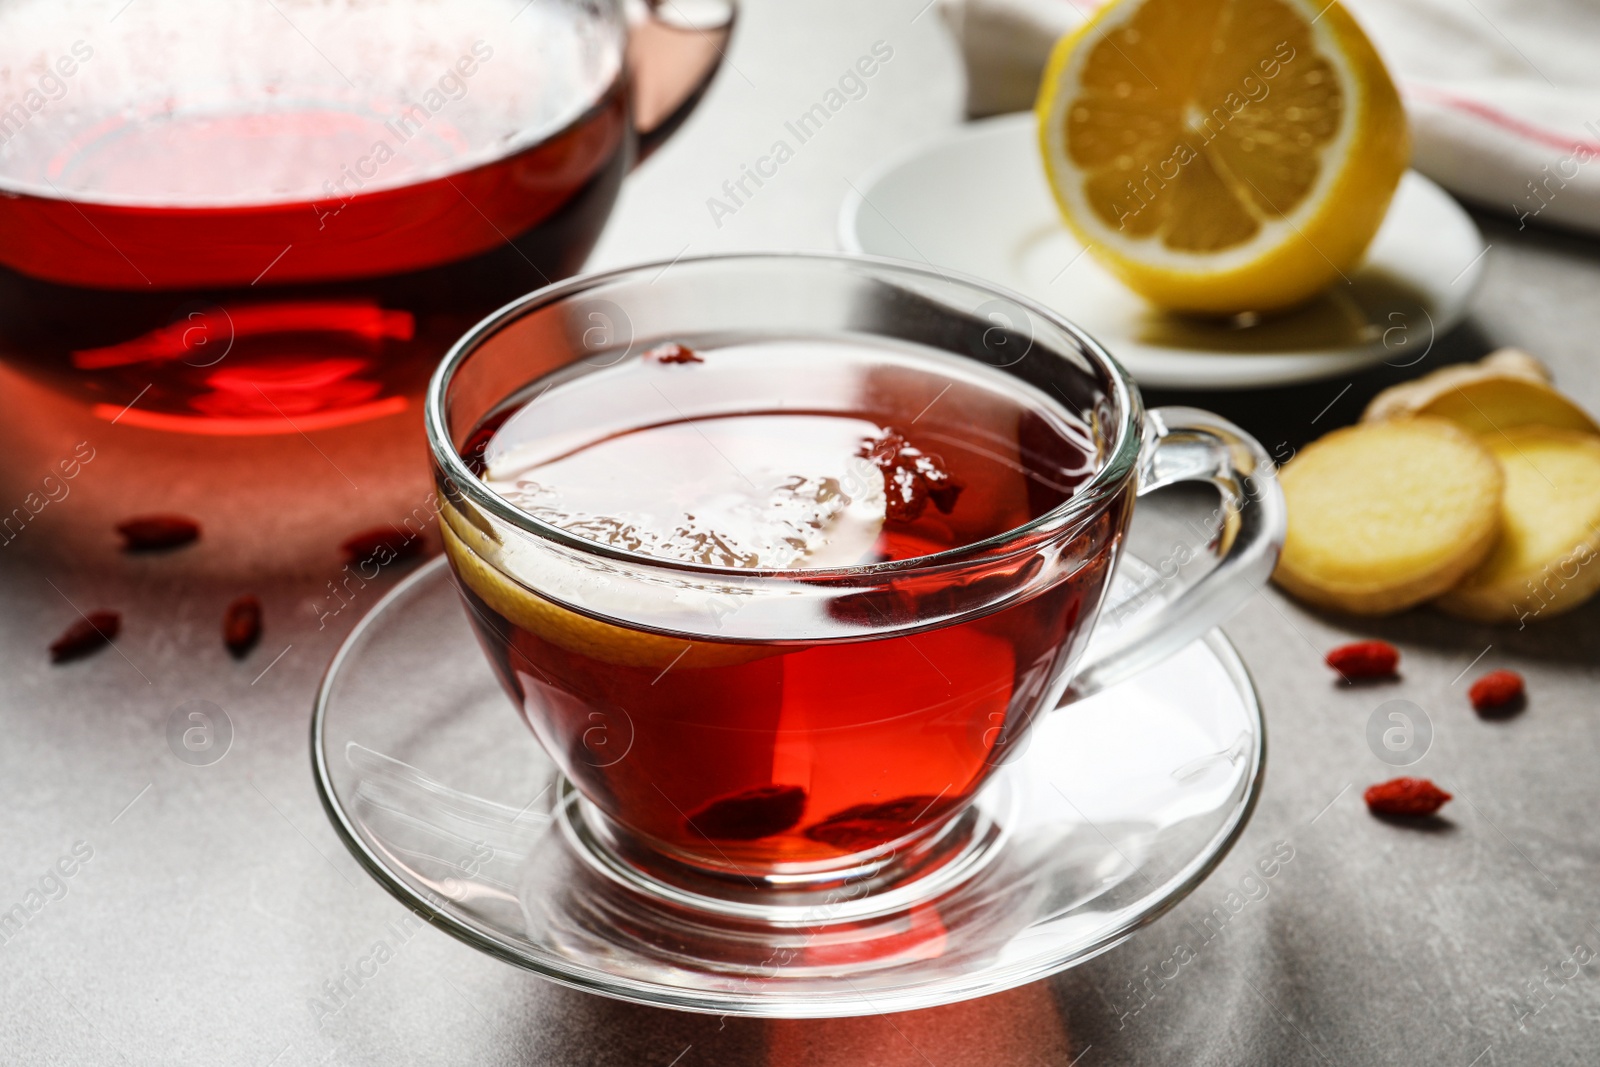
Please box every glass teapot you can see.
[0,0,734,433]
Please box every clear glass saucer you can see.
[312,556,1264,1018]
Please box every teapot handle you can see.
[625,0,738,162]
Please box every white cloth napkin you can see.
[939,0,1600,236]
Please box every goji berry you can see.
[116,514,201,551]
[1469,669,1524,714]
[223,595,262,658]
[1364,777,1451,817]
[1325,640,1399,679]
[645,341,702,364]
[805,794,945,851]
[685,784,807,840]
[858,428,964,523]
[50,611,120,663]
[341,526,425,566]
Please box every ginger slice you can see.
[1437,427,1600,624]
[1364,348,1600,437]
[1273,418,1503,615]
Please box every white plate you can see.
[839,114,1486,391]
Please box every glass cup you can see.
[425,252,1285,911]
[0,0,733,434]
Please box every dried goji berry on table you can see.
[1469,669,1524,714]
[223,595,262,658]
[116,514,201,551]
[1364,777,1451,817]
[341,526,425,566]
[1325,640,1399,679]
[49,611,120,663]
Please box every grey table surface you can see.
[4,1,1600,1063]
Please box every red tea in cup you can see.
[429,254,1285,905]
[444,336,1127,872]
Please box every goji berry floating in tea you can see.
[1468,669,1524,714]
[223,596,262,658]
[116,514,201,551]
[858,428,964,523]
[644,341,702,364]
[49,611,120,663]
[1325,640,1399,679]
[1364,777,1451,817]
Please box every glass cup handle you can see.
[1065,406,1287,703]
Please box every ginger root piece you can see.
[1437,428,1600,624]
[1364,348,1600,436]
[1273,418,1503,615]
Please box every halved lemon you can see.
[1036,0,1409,314]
